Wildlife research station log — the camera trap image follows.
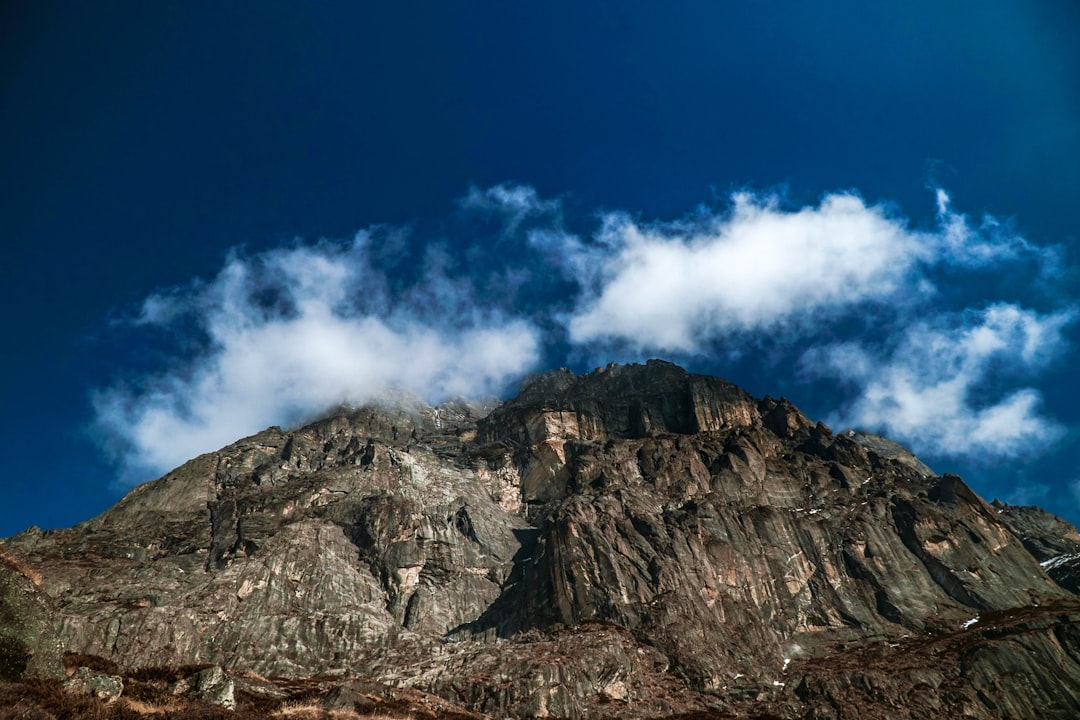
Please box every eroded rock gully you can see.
[3,360,1079,718]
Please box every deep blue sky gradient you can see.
[3,2,1079,535]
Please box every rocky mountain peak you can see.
[3,361,1080,718]
[483,359,758,445]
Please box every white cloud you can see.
[803,304,1073,459]
[565,189,1058,352]
[94,234,540,484]
[93,184,1074,481]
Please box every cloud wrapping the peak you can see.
[95,236,539,483]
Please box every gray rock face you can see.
[3,360,1080,718]
[990,500,1080,560]
[990,500,1080,594]
[0,549,62,681]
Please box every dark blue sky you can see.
[3,2,1080,536]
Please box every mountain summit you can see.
[3,360,1080,718]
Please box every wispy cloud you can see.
[802,304,1073,459]
[460,183,562,234]
[931,188,1061,270]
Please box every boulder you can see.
[63,666,123,702]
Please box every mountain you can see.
[3,360,1080,718]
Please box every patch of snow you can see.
[1040,552,1080,572]
[961,616,980,630]
[773,680,785,687]
[782,658,791,672]
[733,673,744,680]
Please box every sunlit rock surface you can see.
[3,360,1079,718]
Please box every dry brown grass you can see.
[63,651,121,676]
[117,695,186,715]
[235,668,275,683]
[0,548,42,587]
[2,654,474,720]
[0,678,434,720]
[273,706,411,720]
[0,678,140,720]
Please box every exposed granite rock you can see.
[63,666,123,702]
[844,430,935,478]
[782,603,1080,720]
[991,499,1080,560]
[3,360,1079,718]
[990,500,1080,593]
[185,665,235,709]
[1041,554,1080,594]
[0,550,62,681]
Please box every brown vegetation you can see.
[0,676,424,720]
[62,652,120,676]
[0,654,458,720]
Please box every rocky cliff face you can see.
[0,550,63,682]
[3,360,1080,718]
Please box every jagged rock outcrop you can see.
[991,500,1080,561]
[991,500,1080,593]
[2,360,1079,718]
